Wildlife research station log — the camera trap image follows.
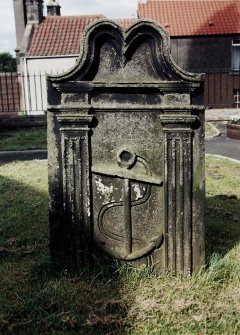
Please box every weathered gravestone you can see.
[47,20,205,274]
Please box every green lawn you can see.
[0,128,47,151]
[0,123,216,152]
[0,156,239,334]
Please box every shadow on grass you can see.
[0,174,48,250]
[206,194,240,260]
[0,174,128,335]
[1,170,240,334]
[0,127,47,151]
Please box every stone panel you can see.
[47,20,205,274]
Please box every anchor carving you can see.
[92,148,163,261]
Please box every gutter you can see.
[25,55,79,59]
[23,57,30,115]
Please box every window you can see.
[233,89,240,108]
[232,40,240,70]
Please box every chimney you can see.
[25,0,44,23]
[13,0,27,51]
[47,0,61,16]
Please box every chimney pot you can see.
[25,0,44,24]
[47,0,61,16]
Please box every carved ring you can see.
[117,148,136,169]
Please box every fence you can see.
[194,68,240,109]
[1,69,240,115]
[0,72,47,116]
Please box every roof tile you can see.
[28,1,240,57]
[28,16,137,57]
[28,15,105,56]
[114,18,138,27]
[137,0,240,36]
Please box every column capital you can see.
[160,114,197,126]
[56,114,93,132]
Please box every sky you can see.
[0,0,138,54]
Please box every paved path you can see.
[205,123,240,161]
[0,123,239,163]
[0,150,47,163]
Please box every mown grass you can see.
[0,128,47,151]
[205,122,219,138]
[0,156,239,334]
[0,123,215,152]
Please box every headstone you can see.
[47,20,205,274]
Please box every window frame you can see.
[232,39,240,71]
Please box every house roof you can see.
[28,15,105,56]
[28,15,137,57]
[27,1,240,57]
[115,18,138,27]
[137,0,240,37]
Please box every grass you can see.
[205,122,219,138]
[0,127,47,151]
[0,156,240,334]
[0,122,215,152]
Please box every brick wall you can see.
[0,73,20,115]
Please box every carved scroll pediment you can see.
[48,20,203,86]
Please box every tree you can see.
[0,52,17,72]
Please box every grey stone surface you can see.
[206,122,240,160]
[47,20,205,274]
[205,109,240,121]
[13,0,27,51]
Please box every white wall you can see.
[23,56,78,115]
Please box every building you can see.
[13,0,107,113]
[13,0,136,114]
[13,0,240,114]
[138,0,240,109]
